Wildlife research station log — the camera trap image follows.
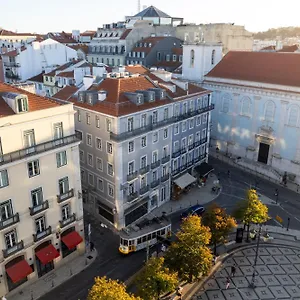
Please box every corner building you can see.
[0,83,84,296]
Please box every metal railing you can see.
[151,179,160,188]
[110,104,214,142]
[4,62,20,67]
[161,155,170,164]
[0,213,20,231]
[140,185,150,195]
[127,171,138,182]
[172,150,181,158]
[29,200,49,216]
[127,191,139,202]
[33,226,52,242]
[57,189,74,203]
[140,165,150,175]
[5,72,20,80]
[3,240,24,258]
[151,160,161,169]
[161,174,170,183]
[0,134,80,167]
[59,213,76,228]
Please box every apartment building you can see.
[53,71,212,229]
[0,83,84,296]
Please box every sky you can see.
[1,0,300,34]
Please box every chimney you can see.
[98,90,107,101]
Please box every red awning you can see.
[6,260,33,283]
[35,244,60,265]
[61,231,83,250]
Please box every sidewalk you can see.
[150,173,220,218]
[7,249,97,300]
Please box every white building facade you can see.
[0,83,84,297]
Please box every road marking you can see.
[273,218,283,227]
[220,192,245,200]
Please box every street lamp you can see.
[249,223,262,288]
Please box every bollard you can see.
[287,218,290,231]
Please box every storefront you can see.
[172,173,196,200]
[60,227,83,258]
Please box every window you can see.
[166,54,170,62]
[75,130,82,140]
[152,111,158,124]
[86,134,92,146]
[152,170,157,181]
[241,97,251,116]
[183,102,187,114]
[163,146,168,158]
[162,165,167,176]
[17,98,28,112]
[189,118,194,129]
[163,108,169,120]
[108,184,114,197]
[86,113,91,125]
[31,187,43,207]
[87,154,93,166]
[107,142,113,154]
[81,170,86,182]
[58,177,69,194]
[174,141,179,152]
[95,116,100,128]
[197,98,202,109]
[161,186,166,202]
[107,163,114,176]
[0,199,13,220]
[88,173,94,186]
[202,114,208,124]
[173,54,177,62]
[96,158,103,171]
[35,216,46,233]
[141,114,147,127]
[62,204,70,220]
[106,119,111,132]
[54,122,63,140]
[79,150,84,162]
[189,100,194,112]
[153,132,158,143]
[265,101,275,122]
[196,116,201,126]
[77,111,81,122]
[179,55,183,62]
[163,128,168,139]
[140,176,146,188]
[28,160,40,177]
[190,49,195,67]
[141,136,147,148]
[128,117,134,132]
[288,105,299,126]
[24,129,35,152]
[56,151,67,167]
[174,104,179,116]
[202,128,207,139]
[182,121,187,132]
[5,230,17,249]
[129,141,134,153]
[211,49,216,65]
[174,124,179,134]
[182,138,187,149]
[141,156,147,168]
[128,161,134,174]
[221,94,231,113]
[0,170,8,188]
[96,138,102,150]
[188,135,194,146]
[152,151,158,163]
[97,178,104,191]
[157,52,161,61]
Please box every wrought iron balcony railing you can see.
[3,241,24,258]
[29,200,49,216]
[33,226,52,242]
[57,189,74,203]
[59,213,76,228]
[0,213,20,231]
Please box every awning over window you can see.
[35,244,60,265]
[6,260,33,283]
[61,231,83,250]
[174,173,196,189]
[194,162,214,177]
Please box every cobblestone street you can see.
[193,246,300,300]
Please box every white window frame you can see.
[56,151,67,168]
[35,215,46,233]
[287,105,299,127]
[107,163,114,177]
[189,118,194,129]
[202,114,208,124]
[0,170,9,188]
[141,136,147,148]
[108,183,114,198]
[5,230,17,249]
[153,131,158,143]
[174,123,179,135]
[182,121,187,132]
[31,187,43,207]
[62,203,71,220]
[96,157,103,171]
[86,113,91,125]
[97,177,104,191]
[106,118,112,132]
[58,177,69,194]
[79,150,84,163]
[128,141,134,153]
[95,115,100,128]
[163,128,168,139]
[128,161,135,175]
[77,110,81,122]
[28,160,40,178]
[96,137,102,151]
[106,142,113,154]
[196,116,201,126]
[87,153,94,167]
[88,173,94,186]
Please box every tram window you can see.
[142,236,147,243]
[120,238,123,245]
[129,240,133,246]
[137,238,142,244]
[147,234,152,241]
[152,232,157,239]
[161,229,166,235]
[124,240,128,246]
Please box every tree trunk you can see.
[246,224,250,242]
[214,241,217,256]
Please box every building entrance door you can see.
[258,143,270,164]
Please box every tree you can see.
[164,215,213,283]
[135,257,178,300]
[87,276,140,300]
[202,203,237,255]
[234,189,269,242]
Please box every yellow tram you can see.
[119,215,171,254]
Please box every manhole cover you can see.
[87,255,93,260]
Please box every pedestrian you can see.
[176,286,183,299]
[225,277,231,289]
[213,255,217,265]
[231,265,236,277]
[90,241,95,252]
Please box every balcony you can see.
[127,191,139,202]
[161,173,170,183]
[180,164,187,171]
[33,226,52,242]
[57,189,74,203]
[172,150,181,158]
[172,168,180,176]
[110,104,215,142]
[127,171,138,181]
[0,134,80,167]
[29,200,49,216]
[4,62,20,67]
[140,165,150,175]
[140,185,150,195]
[194,140,201,147]
[59,213,76,228]
[151,160,160,169]
[161,155,170,164]
[187,161,193,168]
[5,72,20,80]
[181,148,187,154]
[0,213,20,231]
[150,179,160,188]
[188,144,194,151]
[3,241,24,258]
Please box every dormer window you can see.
[149,43,152,47]
[137,95,142,104]
[144,43,147,47]
[17,98,28,113]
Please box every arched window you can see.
[265,101,275,122]
[221,94,231,113]
[190,49,195,67]
[211,49,215,65]
[241,97,251,116]
[288,105,299,126]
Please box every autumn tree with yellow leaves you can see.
[234,189,269,241]
[135,257,178,300]
[87,276,141,300]
[164,215,213,283]
[202,203,237,255]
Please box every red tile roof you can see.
[153,61,181,70]
[0,29,36,36]
[277,45,299,52]
[53,86,79,101]
[2,46,26,57]
[120,29,132,40]
[56,71,74,78]
[131,36,165,53]
[28,72,45,83]
[81,31,96,37]
[125,65,149,74]
[172,47,183,55]
[205,51,300,88]
[0,82,61,118]
[260,45,275,51]
[48,32,77,44]
[69,44,89,54]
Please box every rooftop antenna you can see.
[138,0,141,12]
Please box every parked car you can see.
[180,205,205,220]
